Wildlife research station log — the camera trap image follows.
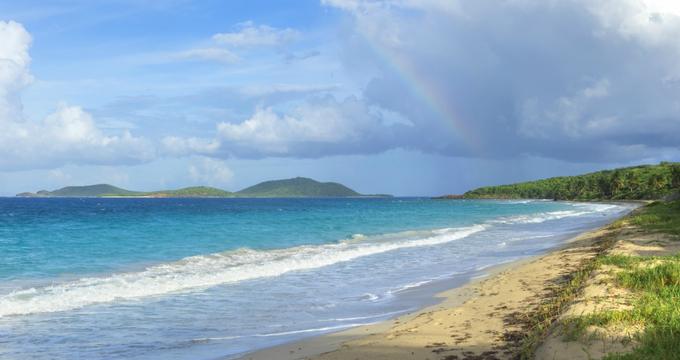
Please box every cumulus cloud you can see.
[0,103,155,170]
[162,136,220,156]
[162,96,410,158]
[0,20,33,122]
[212,21,299,47]
[0,21,154,171]
[188,157,234,186]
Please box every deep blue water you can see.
[0,198,634,359]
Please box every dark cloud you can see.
[325,0,680,162]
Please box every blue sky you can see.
[1,0,679,196]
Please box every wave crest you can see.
[0,225,485,317]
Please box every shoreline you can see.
[235,258,529,360]
[235,209,635,360]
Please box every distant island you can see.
[438,162,680,201]
[16,177,392,198]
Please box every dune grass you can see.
[562,254,680,359]
[626,200,680,237]
[516,230,619,359]
[532,201,680,359]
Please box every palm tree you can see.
[611,171,625,197]
[647,173,665,196]
[671,164,680,189]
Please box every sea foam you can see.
[490,203,615,225]
[0,225,485,317]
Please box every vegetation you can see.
[627,201,680,237]
[557,201,680,360]
[514,201,680,359]
[562,254,680,360]
[464,162,680,200]
[235,177,360,197]
[16,177,372,198]
[145,186,233,198]
[40,184,141,197]
[517,226,619,359]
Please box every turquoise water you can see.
[0,198,633,359]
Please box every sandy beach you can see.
[238,217,629,360]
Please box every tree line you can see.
[464,162,680,200]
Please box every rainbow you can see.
[357,34,483,153]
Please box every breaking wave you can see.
[0,225,485,317]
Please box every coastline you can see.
[235,210,634,360]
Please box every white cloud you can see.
[212,21,299,47]
[162,96,409,158]
[0,103,155,170]
[215,96,406,157]
[0,21,154,171]
[236,83,339,97]
[188,157,233,186]
[167,21,300,65]
[0,20,33,122]
[586,0,680,47]
[217,105,355,150]
[173,47,239,63]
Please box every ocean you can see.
[0,197,633,359]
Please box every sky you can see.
[1,0,679,196]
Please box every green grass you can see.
[626,201,680,237]
[525,201,680,359]
[561,254,680,360]
[562,310,637,342]
[597,254,644,268]
[516,229,619,359]
[617,257,680,290]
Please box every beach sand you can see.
[238,223,622,360]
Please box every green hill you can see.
[43,184,141,197]
[15,177,374,198]
[146,186,233,198]
[463,162,680,201]
[236,177,361,197]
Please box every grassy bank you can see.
[626,200,680,237]
[562,254,680,359]
[528,200,680,359]
[516,223,620,358]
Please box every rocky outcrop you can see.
[16,192,38,197]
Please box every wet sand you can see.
[237,223,622,360]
